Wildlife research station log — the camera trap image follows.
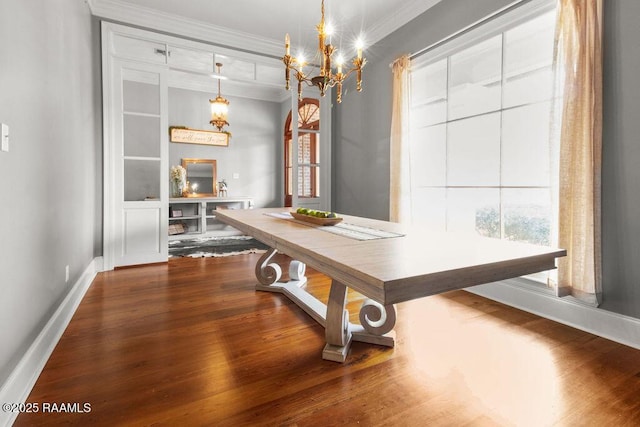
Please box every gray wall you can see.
[334,0,640,319]
[601,0,640,318]
[0,0,102,385]
[334,0,517,221]
[169,88,282,208]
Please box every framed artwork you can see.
[169,126,229,147]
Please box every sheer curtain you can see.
[389,55,411,223]
[551,0,603,305]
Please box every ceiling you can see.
[89,0,443,58]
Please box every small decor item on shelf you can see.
[168,223,187,235]
[170,165,186,197]
[218,179,228,197]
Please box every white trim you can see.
[168,72,288,103]
[104,22,283,70]
[0,258,101,427]
[102,22,115,270]
[89,0,443,59]
[89,0,283,57]
[402,0,555,68]
[368,0,443,46]
[467,279,640,350]
[320,89,333,212]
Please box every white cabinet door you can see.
[106,59,168,268]
[112,33,168,64]
[168,46,214,73]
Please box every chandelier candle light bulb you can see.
[282,0,366,103]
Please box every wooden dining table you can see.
[215,208,567,362]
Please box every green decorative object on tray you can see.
[291,208,343,226]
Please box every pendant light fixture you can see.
[210,63,229,131]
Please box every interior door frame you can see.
[288,88,332,211]
[102,27,169,270]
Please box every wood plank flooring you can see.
[16,254,640,426]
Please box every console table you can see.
[215,208,566,362]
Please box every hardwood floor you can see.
[16,254,640,426]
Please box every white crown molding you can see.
[168,71,289,103]
[367,0,443,45]
[89,0,444,58]
[88,0,283,58]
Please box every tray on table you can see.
[290,211,343,226]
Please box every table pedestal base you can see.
[255,248,396,362]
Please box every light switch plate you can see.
[1,123,8,152]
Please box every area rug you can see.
[168,235,269,258]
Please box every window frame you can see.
[284,98,320,207]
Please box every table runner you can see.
[265,212,404,240]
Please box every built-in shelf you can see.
[168,197,253,240]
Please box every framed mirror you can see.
[181,158,217,197]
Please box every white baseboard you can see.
[0,257,101,427]
[467,278,640,350]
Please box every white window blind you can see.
[409,0,559,252]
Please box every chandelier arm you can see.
[282,0,366,103]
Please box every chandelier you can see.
[283,0,366,103]
[210,63,229,131]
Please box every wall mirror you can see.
[181,158,217,197]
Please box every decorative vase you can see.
[170,180,183,198]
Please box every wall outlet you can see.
[232,173,239,179]
[65,265,70,283]
[1,123,8,152]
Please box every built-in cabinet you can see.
[107,59,169,268]
[169,197,253,239]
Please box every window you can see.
[284,98,320,207]
[409,2,558,249]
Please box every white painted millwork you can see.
[169,197,253,240]
[168,46,214,74]
[88,0,444,58]
[111,33,168,64]
[105,23,285,100]
[109,59,169,268]
[101,22,286,269]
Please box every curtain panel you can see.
[552,0,603,305]
[389,55,412,223]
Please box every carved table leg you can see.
[351,299,396,347]
[255,247,282,287]
[322,280,352,362]
[252,248,394,362]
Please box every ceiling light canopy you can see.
[283,0,366,103]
